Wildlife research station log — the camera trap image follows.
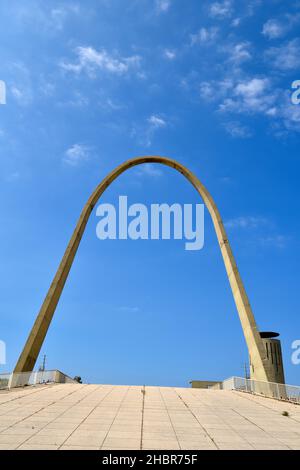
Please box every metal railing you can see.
[0,370,76,390]
[0,374,10,390]
[223,376,300,404]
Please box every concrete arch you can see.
[14,156,270,381]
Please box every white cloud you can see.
[50,4,80,30]
[230,1,262,26]
[11,87,23,100]
[132,115,167,147]
[185,8,300,136]
[227,42,252,64]
[199,74,300,134]
[103,98,124,111]
[220,78,300,134]
[190,27,218,45]
[144,115,167,146]
[224,121,252,138]
[39,81,55,97]
[199,79,234,102]
[137,164,163,177]
[259,235,288,248]
[199,82,216,101]
[231,17,241,27]
[9,62,33,106]
[163,49,176,60]
[58,91,89,107]
[225,216,269,229]
[235,78,268,97]
[117,306,140,313]
[155,0,171,13]
[262,19,285,39]
[10,85,32,106]
[278,93,300,133]
[148,115,167,128]
[6,172,21,183]
[219,78,276,114]
[64,144,90,166]
[262,14,300,40]
[61,46,141,77]
[209,0,233,19]
[266,39,300,70]
[219,176,232,183]
[10,2,81,33]
[225,216,288,248]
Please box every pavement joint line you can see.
[190,388,300,435]
[231,406,293,450]
[174,389,219,450]
[99,386,133,450]
[57,384,115,450]
[157,387,181,450]
[233,391,300,424]
[2,385,299,450]
[140,385,145,450]
[234,389,300,408]
[12,384,95,449]
[0,384,55,407]
[0,384,89,434]
[188,389,256,449]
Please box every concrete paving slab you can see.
[0,383,299,450]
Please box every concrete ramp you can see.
[0,384,299,450]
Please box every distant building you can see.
[190,380,222,389]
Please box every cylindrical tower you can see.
[250,332,285,384]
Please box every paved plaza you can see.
[0,383,299,450]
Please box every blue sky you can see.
[0,0,300,386]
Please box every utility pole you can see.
[39,354,46,372]
[243,362,250,380]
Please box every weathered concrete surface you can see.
[0,383,299,450]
